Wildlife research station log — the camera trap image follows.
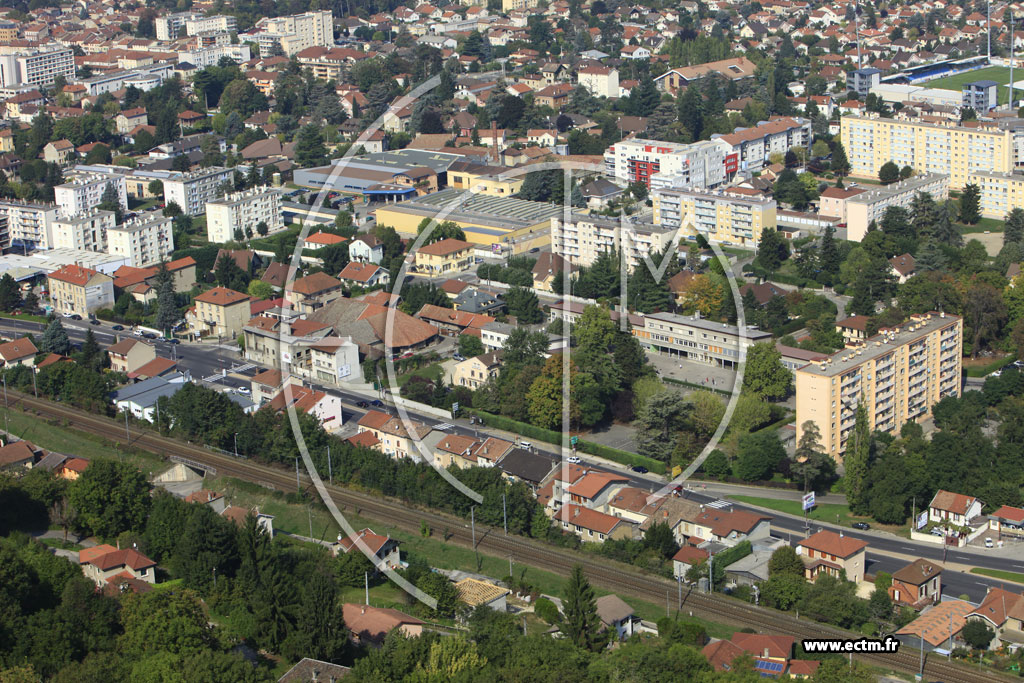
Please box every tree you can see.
[742,342,791,400]
[963,620,995,650]
[247,280,273,299]
[39,319,71,355]
[831,141,850,177]
[457,334,485,358]
[845,402,871,515]
[755,227,789,274]
[768,545,805,577]
[153,263,177,334]
[0,273,20,311]
[68,459,150,537]
[959,183,981,224]
[294,124,328,168]
[868,587,893,623]
[285,565,348,663]
[931,201,962,247]
[1007,208,1024,245]
[98,182,123,223]
[629,74,660,117]
[964,282,1008,358]
[561,565,605,651]
[634,391,689,463]
[689,390,725,439]
[735,430,786,481]
[120,589,214,658]
[878,160,900,185]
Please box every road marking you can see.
[706,499,731,509]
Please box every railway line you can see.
[13,389,1009,683]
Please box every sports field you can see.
[926,65,1013,91]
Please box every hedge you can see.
[468,410,666,474]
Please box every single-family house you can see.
[335,528,401,569]
[929,490,984,527]
[0,337,37,368]
[796,530,868,584]
[889,558,942,609]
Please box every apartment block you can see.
[163,167,233,216]
[795,312,962,460]
[631,312,774,368]
[713,116,813,173]
[502,0,539,10]
[550,213,678,270]
[0,46,75,89]
[185,15,236,36]
[206,187,284,243]
[253,10,333,57]
[577,66,619,99]
[77,63,173,96]
[54,173,127,218]
[46,264,114,317]
[0,200,57,250]
[51,209,116,252]
[604,138,736,189]
[652,186,776,248]
[176,44,251,69]
[840,115,1012,190]
[844,173,950,241]
[968,171,1024,219]
[107,213,174,268]
[156,12,236,40]
[963,80,998,112]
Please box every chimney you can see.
[763,648,770,658]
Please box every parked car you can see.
[566,455,581,464]
[89,318,100,325]
[370,399,384,407]
[167,338,180,345]
[142,332,157,340]
[453,353,465,361]
[631,465,649,474]
[355,400,369,408]
[235,387,251,396]
[986,538,995,548]
[852,522,870,530]
[70,314,82,320]
[930,527,945,536]
[112,324,124,331]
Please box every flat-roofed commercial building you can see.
[652,186,776,248]
[844,173,950,241]
[795,312,962,460]
[631,312,773,368]
[206,187,284,243]
[550,213,678,270]
[840,115,1012,190]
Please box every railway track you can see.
[15,390,1008,683]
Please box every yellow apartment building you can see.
[413,238,474,275]
[187,286,250,339]
[652,187,776,248]
[969,171,1024,219]
[795,312,962,460]
[840,115,1012,190]
[46,264,114,317]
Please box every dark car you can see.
[370,399,384,407]
[167,338,180,345]
[355,400,369,408]
[631,465,649,474]
[851,522,870,530]
[89,318,101,325]
[142,332,157,340]
[112,324,124,331]
[70,314,82,320]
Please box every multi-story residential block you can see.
[176,44,251,69]
[0,45,75,88]
[652,186,776,248]
[107,213,173,268]
[713,117,813,173]
[847,67,881,96]
[187,286,250,338]
[631,311,774,368]
[0,21,16,41]
[76,63,174,96]
[163,167,233,216]
[963,80,998,112]
[604,138,736,189]
[795,312,963,459]
[46,264,114,317]
[0,200,57,250]
[206,186,283,243]
[252,10,333,57]
[54,173,127,218]
[185,15,236,36]
[576,66,619,98]
[156,12,236,40]
[840,115,1013,190]
[843,173,950,241]
[550,213,678,270]
[51,209,115,252]
[502,0,539,10]
[969,170,1024,218]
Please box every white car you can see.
[235,387,251,396]
[566,455,581,464]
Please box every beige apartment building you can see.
[187,286,250,339]
[632,312,773,368]
[969,170,1024,219]
[843,173,950,241]
[840,115,1012,190]
[550,214,678,270]
[795,313,962,460]
[652,187,776,248]
[46,264,114,317]
[452,352,501,389]
[413,238,473,275]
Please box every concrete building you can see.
[963,80,998,112]
[969,170,1024,218]
[206,187,283,243]
[54,173,127,218]
[577,65,619,98]
[156,12,236,39]
[413,238,474,275]
[844,173,950,241]
[0,200,58,250]
[652,186,776,248]
[550,213,678,270]
[187,286,250,339]
[0,45,75,89]
[252,10,333,57]
[795,312,962,460]
[848,67,881,96]
[107,213,174,268]
[176,44,251,69]
[163,167,233,216]
[76,63,173,96]
[51,209,115,252]
[840,115,1012,190]
[632,311,774,368]
[604,138,736,189]
[713,117,813,173]
[46,264,114,317]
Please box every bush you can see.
[533,597,560,624]
[702,450,731,479]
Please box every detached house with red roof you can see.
[334,527,401,569]
[413,238,473,275]
[338,261,390,288]
[965,587,1024,645]
[79,544,157,588]
[556,504,634,543]
[107,338,156,375]
[929,490,984,527]
[0,337,37,368]
[797,530,868,583]
[46,264,114,317]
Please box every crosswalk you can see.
[433,423,454,431]
[706,499,731,509]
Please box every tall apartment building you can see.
[795,312,962,460]
[156,12,236,40]
[604,138,737,189]
[840,115,1012,190]
[550,214,678,270]
[713,117,813,173]
[0,45,75,88]
[843,173,950,241]
[54,173,127,218]
[502,0,539,10]
[631,312,774,368]
[254,10,333,57]
[0,200,58,250]
[51,209,116,252]
[206,187,284,243]
[163,167,233,216]
[968,171,1024,218]
[176,44,251,69]
[652,186,776,248]
[107,213,174,268]
[963,80,998,112]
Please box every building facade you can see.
[0,200,58,250]
[253,10,333,56]
[107,213,174,268]
[163,167,233,216]
[713,117,813,173]
[632,312,774,368]
[844,173,950,241]
[51,209,115,252]
[54,173,127,218]
[795,313,962,460]
[0,46,75,89]
[969,170,1024,219]
[550,213,678,270]
[46,264,115,317]
[652,187,776,248]
[206,186,284,243]
[604,138,736,189]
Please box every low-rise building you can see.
[79,544,156,588]
[928,490,984,527]
[413,238,473,275]
[889,558,942,609]
[338,262,390,288]
[796,530,868,584]
[285,272,343,314]
[46,264,114,317]
[631,311,773,368]
[334,527,401,569]
[0,337,37,367]
[556,504,634,542]
[455,578,510,612]
[107,338,157,374]
[452,352,501,389]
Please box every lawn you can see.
[0,312,48,324]
[958,216,1004,234]
[964,354,1011,378]
[926,66,1014,91]
[972,567,1024,585]
[394,363,444,388]
[730,495,874,530]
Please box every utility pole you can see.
[295,457,300,493]
[365,572,369,605]
[124,409,129,442]
[919,635,925,679]
[471,505,478,568]
[233,432,238,458]
[327,445,332,484]
[1012,12,1017,111]
[308,504,313,539]
[31,368,36,398]
[989,0,993,60]
[502,493,507,536]
[854,0,862,70]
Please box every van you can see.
[986,538,995,548]
[519,441,532,449]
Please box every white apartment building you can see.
[176,44,251,68]
[713,116,813,173]
[54,174,127,218]
[0,200,58,250]
[844,173,950,241]
[107,213,174,268]
[605,138,736,189]
[577,66,619,99]
[206,186,284,243]
[253,10,333,56]
[51,209,116,252]
[163,167,233,216]
[550,213,678,270]
[0,45,75,88]
[156,12,236,40]
[77,63,173,96]
[185,15,236,36]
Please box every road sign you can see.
[916,510,928,530]
[570,436,578,446]
[802,492,815,511]
[451,402,459,413]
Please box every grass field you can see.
[972,567,1024,584]
[927,66,1013,91]
[730,495,876,530]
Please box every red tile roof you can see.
[305,231,347,245]
[49,264,99,286]
[194,286,249,306]
[0,441,35,467]
[730,633,794,660]
[416,237,472,256]
[338,261,385,283]
[82,547,156,572]
[0,336,37,362]
[128,356,176,379]
[930,490,978,515]
[290,272,342,296]
[798,530,868,558]
[357,410,392,431]
[347,430,380,448]
[556,504,627,535]
[337,528,392,555]
[566,471,628,500]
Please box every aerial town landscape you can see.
[6,0,1024,681]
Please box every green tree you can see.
[878,160,900,185]
[742,342,791,400]
[1006,208,1024,245]
[294,124,328,168]
[755,227,789,274]
[457,334,485,358]
[959,183,981,224]
[39,319,71,355]
[0,273,21,311]
[634,391,690,463]
[831,141,850,177]
[963,620,995,649]
[767,545,805,577]
[153,263,177,334]
[68,459,150,537]
[120,589,215,658]
[284,565,348,663]
[735,430,786,481]
[97,182,123,223]
[561,565,605,651]
[505,286,542,323]
[845,402,871,514]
